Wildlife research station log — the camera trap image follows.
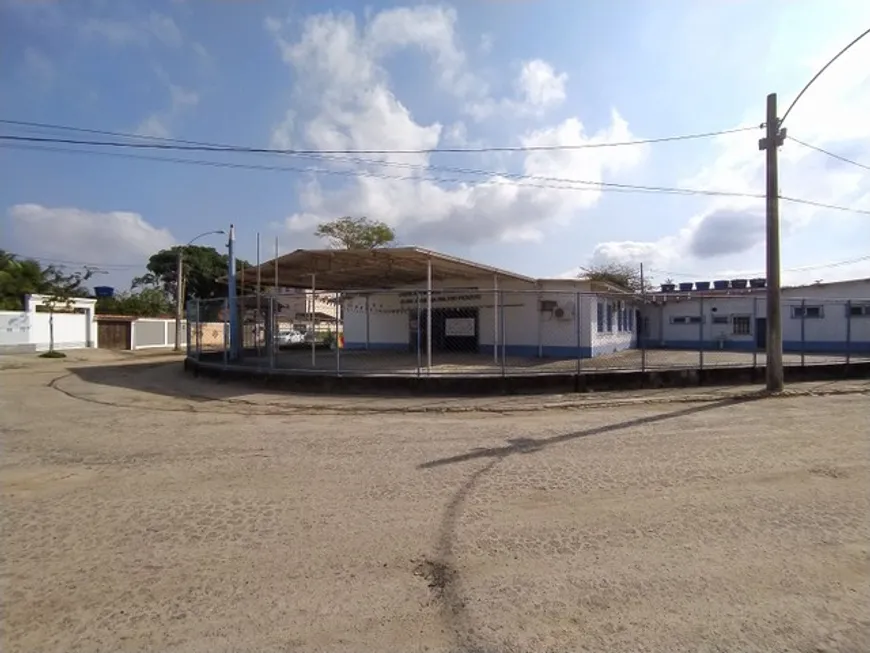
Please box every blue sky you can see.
[1,0,869,291]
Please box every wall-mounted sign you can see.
[445,317,475,337]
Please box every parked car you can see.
[275,328,306,347]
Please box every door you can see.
[755,317,766,350]
[98,320,131,350]
[439,308,478,354]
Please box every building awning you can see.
[240,247,535,291]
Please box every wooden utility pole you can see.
[758,93,786,392]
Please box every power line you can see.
[8,140,870,217]
[787,135,870,172]
[778,195,870,215]
[780,26,870,125]
[650,254,870,279]
[0,141,767,200]
[0,123,758,155]
[12,254,145,269]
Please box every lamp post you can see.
[175,230,226,352]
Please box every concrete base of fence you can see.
[184,353,870,397]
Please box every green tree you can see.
[133,246,250,306]
[95,287,173,317]
[580,262,651,293]
[0,250,53,310]
[41,266,94,356]
[314,216,396,249]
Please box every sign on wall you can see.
[445,317,475,337]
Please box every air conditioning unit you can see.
[553,300,575,320]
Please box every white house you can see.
[0,294,98,354]
[642,277,870,353]
[245,247,637,360]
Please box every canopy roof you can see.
[241,247,535,291]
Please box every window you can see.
[670,315,702,325]
[712,315,729,325]
[628,309,634,331]
[617,302,624,332]
[848,304,870,317]
[791,305,824,319]
[732,315,751,336]
[606,303,613,332]
[597,301,605,332]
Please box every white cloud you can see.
[479,32,494,55]
[132,77,199,139]
[266,9,644,247]
[589,32,870,278]
[517,59,567,110]
[134,115,171,139]
[81,12,183,48]
[6,205,175,286]
[22,47,54,87]
[148,11,182,47]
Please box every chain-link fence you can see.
[187,288,870,375]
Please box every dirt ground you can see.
[1,353,868,653]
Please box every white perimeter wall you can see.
[0,310,93,352]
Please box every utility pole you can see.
[227,224,238,360]
[758,93,786,392]
[174,248,184,352]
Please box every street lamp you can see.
[174,230,226,352]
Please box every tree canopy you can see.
[95,288,173,316]
[580,262,651,293]
[133,245,250,305]
[0,250,90,310]
[314,216,396,249]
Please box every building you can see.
[245,247,637,359]
[643,277,870,353]
[0,294,97,354]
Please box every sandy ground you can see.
[1,353,868,653]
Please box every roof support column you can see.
[310,273,316,368]
[426,256,433,374]
[493,274,499,364]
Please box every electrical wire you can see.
[650,254,870,280]
[0,118,758,154]
[780,25,870,125]
[7,140,870,216]
[0,141,767,200]
[786,135,870,172]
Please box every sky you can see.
[1,0,869,292]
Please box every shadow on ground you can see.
[66,361,252,403]
[425,396,763,652]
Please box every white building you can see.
[246,247,637,359]
[0,294,98,354]
[643,277,870,353]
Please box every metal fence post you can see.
[335,292,341,375]
[268,296,276,370]
[575,291,582,375]
[195,299,202,359]
[499,288,506,376]
[752,296,758,369]
[698,295,705,371]
[800,298,806,367]
[416,291,422,378]
[845,300,852,365]
[222,298,228,369]
[640,297,647,374]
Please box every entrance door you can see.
[98,320,131,349]
[415,308,479,353]
[756,317,766,350]
[439,308,478,354]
